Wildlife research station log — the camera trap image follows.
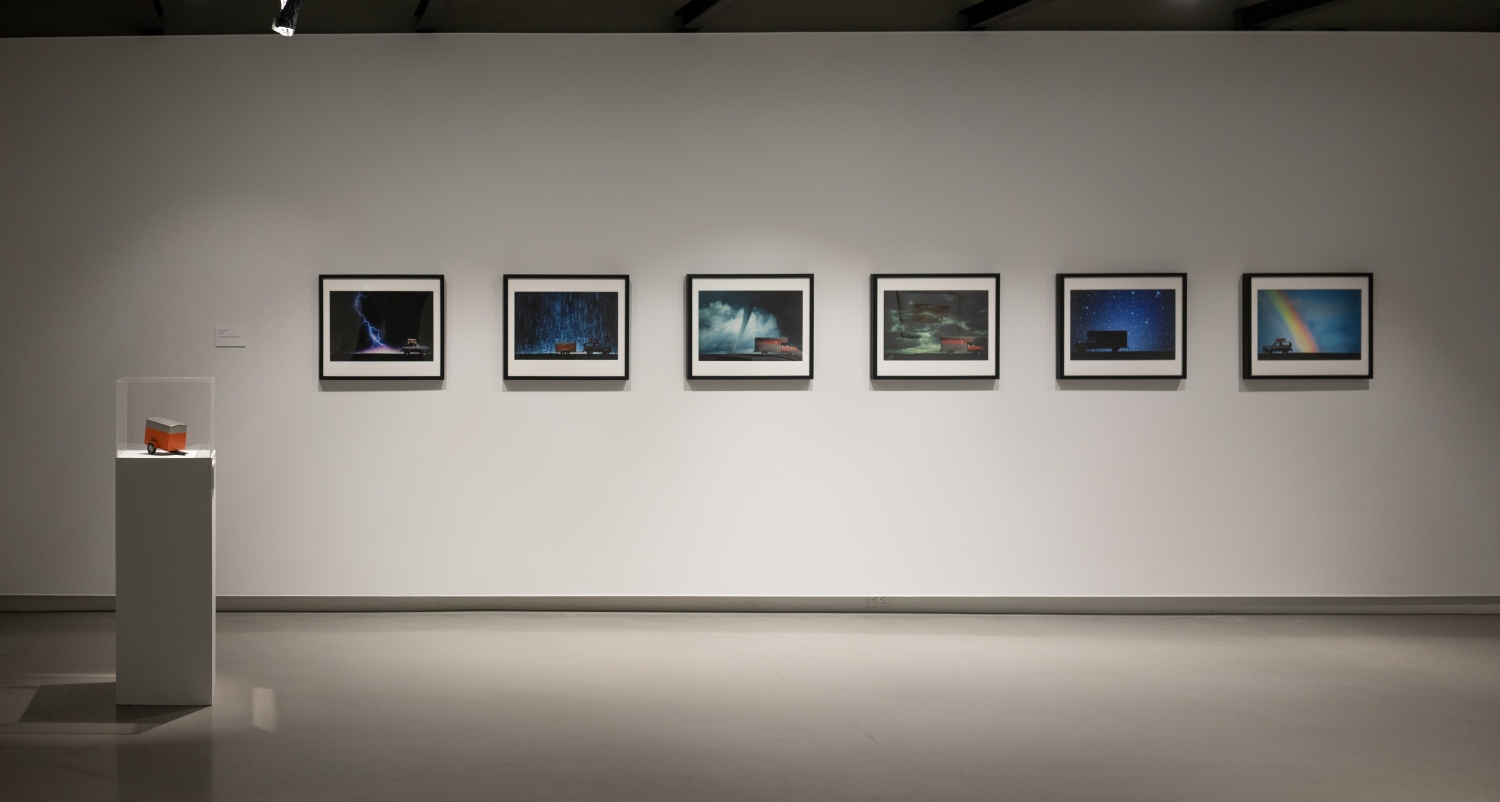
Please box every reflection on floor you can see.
[2,612,1499,801]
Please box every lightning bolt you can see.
[353,292,388,350]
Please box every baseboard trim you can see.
[3,595,1498,614]
[0,594,116,612]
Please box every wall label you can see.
[215,325,247,347]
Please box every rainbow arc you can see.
[1265,290,1319,353]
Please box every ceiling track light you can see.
[272,0,303,36]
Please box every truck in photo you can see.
[939,337,983,354]
[754,337,798,355]
[1080,330,1129,352]
[1261,338,1294,356]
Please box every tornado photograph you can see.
[697,290,804,361]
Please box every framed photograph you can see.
[871,274,999,379]
[1057,273,1186,379]
[503,275,629,380]
[686,274,813,380]
[1242,273,1371,379]
[319,275,444,380]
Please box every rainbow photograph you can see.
[1242,273,1371,379]
[1256,289,1362,360]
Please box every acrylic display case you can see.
[114,377,216,705]
[116,377,215,458]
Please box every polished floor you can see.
[2,612,1498,801]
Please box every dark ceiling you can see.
[2,0,1496,38]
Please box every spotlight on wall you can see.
[272,0,303,36]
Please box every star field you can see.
[1070,289,1176,353]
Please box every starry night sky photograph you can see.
[1069,289,1176,360]
[513,291,619,359]
[698,290,804,360]
[328,291,434,361]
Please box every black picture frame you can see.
[1241,273,1372,380]
[870,273,1000,380]
[502,274,631,381]
[685,274,814,380]
[319,274,445,380]
[1056,273,1187,380]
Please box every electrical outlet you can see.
[865,596,892,609]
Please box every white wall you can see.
[2,32,1497,597]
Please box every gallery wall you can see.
[1,31,1497,597]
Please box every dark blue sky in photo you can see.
[1070,289,1176,352]
[513,291,618,354]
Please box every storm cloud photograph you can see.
[882,290,989,361]
[698,290,804,361]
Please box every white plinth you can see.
[115,449,215,705]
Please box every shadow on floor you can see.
[0,682,201,734]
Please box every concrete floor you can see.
[1,613,1498,801]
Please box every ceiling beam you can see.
[675,0,741,32]
[1235,0,1350,30]
[959,0,1043,31]
[134,0,163,35]
[414,0,450,33]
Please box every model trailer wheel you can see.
[147,443,155,454]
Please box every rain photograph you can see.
[698,290,804,361]
[1069,289,1176,361]
[513,291,620,360]
[1256,289,1362,360]
[882,290,989,361]
[328,291,435,361]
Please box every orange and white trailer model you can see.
[754,337,794,354]
[144,417,187,454]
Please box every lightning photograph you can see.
[327,291,435,361]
